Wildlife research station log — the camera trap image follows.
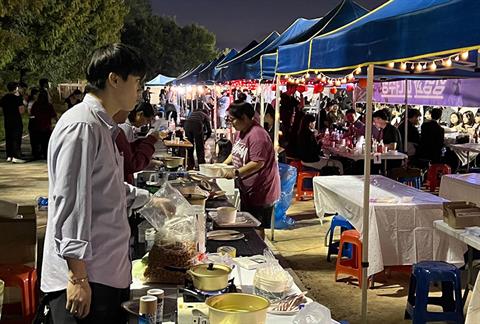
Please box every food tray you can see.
[209,211,261,228]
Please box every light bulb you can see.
[328,80,334,86]
[410,63,416,70]
[341,78,347,84]
[460,51,469,60]
[355,67,362,74]
[347,73,354,81]
[317,74,322,79]
[400,62,407,70]
[445,58,453,67]
[305,73,310,79]
[454,55,460,61]
[321,76,327,83]
[429,62,437,71]
[387,62,395,68]
[415,63,423,72]
[335,80,341,87]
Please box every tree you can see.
[0,0,128,85]
[121,0,218,79]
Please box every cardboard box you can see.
[443,201,480,229]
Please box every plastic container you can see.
[145,228,156,251]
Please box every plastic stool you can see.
[326,214,355,262]
[427,164,451,192]
[296,171,320,200]
[405,261,464,324]
[398,176,422,189]
[335,230,364,288]
[0,264,38,321]
[289,160,303,173]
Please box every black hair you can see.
[265,104,275,118]
[18,82,28,89]
[463,111,475,126]
[72,89,82,95]
[128,101,154,122]
[431,108,442,121]
[449,112,461,127]
[237,92,247,102]
[29,87,39,101]
[39,78,49,89]
[299,114,316,134]
[229,101,255,119]
[372,109,389,121]
[346,108,356,115]
[476,110,480,118]
[36,90,50,106]
[407,109,421,119]
[86,43,146,91]
[6,82,17,92]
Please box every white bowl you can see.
[216,207,237,224]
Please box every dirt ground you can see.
[0,157,458,324]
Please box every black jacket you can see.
[418,120,445,163]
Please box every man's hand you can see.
[66,279,91,319]
[223,168,236,179]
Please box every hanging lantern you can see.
[346,84,355,92]
[335,80,341,87]
[271,84,276,91]
[358,78,368,89]
[297,85,307,93]
[313,83,324,94]
[330,87,338,95]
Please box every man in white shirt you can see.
[41,43,160,323]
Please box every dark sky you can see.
[150,0,387,50]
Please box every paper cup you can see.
[216,207,237,224]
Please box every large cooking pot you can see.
[163,156,184,169]
[166,263,231,291]
[205,293,270,324]
[188,263,231,291]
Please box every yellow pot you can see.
[205,293,270,324]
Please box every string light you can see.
[321,76,327,83]
[460,51,469,60]
[384,51,474,73]
[415,63,423,72]
[387,62,395,68]
[429,62,437,71]
[341,78,347,84]
[400,62,407,71]
[347,73,355,81]
[355,67,362,74]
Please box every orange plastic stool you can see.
[0,264,38,321]
[296,171,320,200]
[289,160,303,173]
[427,164,451,192]
[335,229,364,287]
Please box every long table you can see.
[433,220,478,324]
[448,143,480,170]
[130,227,339,323]
[313,175,465,276]
[439,173,480,206]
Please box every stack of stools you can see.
[0,264,38,321]
[289,160,320,201]
[335,229,364,287]
[427,164,451,192]
[405,261,464,324]
[326,214,355,262]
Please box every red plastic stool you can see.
[289,160,303,173]
[335,230,364,287]
[0,264,38,321]
[296,171,320,200]
[427,164,451,192]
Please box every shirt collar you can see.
[83,94,120,138]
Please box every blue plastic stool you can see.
[325,214,355,262]
[405,261,464,324]
[399,176,422,189]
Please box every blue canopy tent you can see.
[197,55,226,84]
[270,1,480,322]
[215,31,280,82]
[212,49,238,81]
[261,0,369,79]
[174,62,210,85]
[145,74,176,86]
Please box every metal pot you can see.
[187,263,232,291]
[163,156,184,169]
[205,293,270,324]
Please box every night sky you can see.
[150,0,387,50]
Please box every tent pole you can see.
[404,79,409,155]
[361,64,374,324]
[272,74,281,242]
[260,82,265,126]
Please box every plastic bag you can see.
[139,183,198,284]
[293,302,332,324]
[274,163,296,229]
[253,249,293,302]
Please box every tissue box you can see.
[443,201,480,229]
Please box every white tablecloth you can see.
[439,173,480,206]
[313,175,465,275]
[449,143,480,166]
